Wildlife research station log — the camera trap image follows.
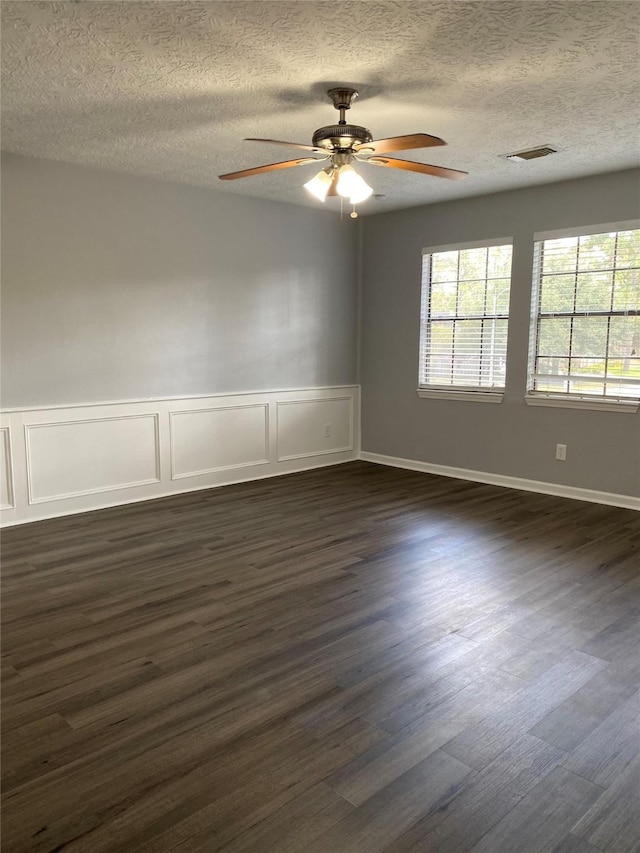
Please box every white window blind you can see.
[529,227,640,402]
[419,240,513,391]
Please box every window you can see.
[418,239,513,399]
[528,225,640,407]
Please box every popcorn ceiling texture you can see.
[1,0,638,212]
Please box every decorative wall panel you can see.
[277,396,353,461]
[170,404,268,479]
[25,414,160,504]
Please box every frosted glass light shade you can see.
[348,178,374,204]
[336,165,373,204]
[304,170,333,201]
[336,165,359,197]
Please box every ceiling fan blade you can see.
[219,157,319,180]
[245,138,321,152]
[367,156,468,180]
[356,133,446,155]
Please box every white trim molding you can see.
[525,394,639,414]
[533,219,640,242]
[0,426,16,510]
[0,385,360,414]
[1,386,359,526]
[359,451,640,511]
[417,389,504,403]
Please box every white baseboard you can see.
[359,451,640,511]
[1,386,360,526]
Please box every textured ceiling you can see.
[2,1,639,214]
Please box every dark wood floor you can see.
[2,461,639,853]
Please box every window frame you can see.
[417,237,514,403]
[526,220,640,413]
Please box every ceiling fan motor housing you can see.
[312,124,373,151]
[313,87,373,151]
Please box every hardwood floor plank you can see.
[2,655,165,733]
[213,782,354,853]
[467,766,605,853]
[497,640,566,681]
[529,668,639,752]
[383,733,566,853]
[300,749,474,853]
[550,836,605,853]
[333,630,477,691]
[440,651,607,770]
[578,612,640,663]
[325,669,523,806]
[570,756,640,853]
[562,690,640,788]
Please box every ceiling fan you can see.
[219,87,468,209]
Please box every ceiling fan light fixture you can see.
[303,168,333,201]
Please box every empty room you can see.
[1,2,639,852]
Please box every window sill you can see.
[525,394,639,413]
[417,389,504,403]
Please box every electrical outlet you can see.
[324,424,332,439]
[555,443,567,461]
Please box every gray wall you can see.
[360,170,640,497]
[1,153,358,408]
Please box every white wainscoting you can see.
[1,386,359,525]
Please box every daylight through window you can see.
[529,227,640,402]
[419,240,513,393]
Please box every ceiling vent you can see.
[504,146,558,162]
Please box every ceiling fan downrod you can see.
[327,87,358,125]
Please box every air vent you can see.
[504,146,558,162]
